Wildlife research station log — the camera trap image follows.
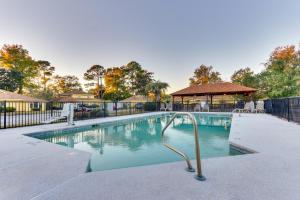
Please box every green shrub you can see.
[0,106,16,112]
[144,102,157,111]
[31,107,41,111]
[51,106,62,110]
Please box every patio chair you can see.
[254,101,265,113]
[160,102,167,111]
[43,103,71,124]
[200,101,209,112]
[232,102,251,113]
[166,103,173,111]
[194,104,201,112]
[249,101,255,113]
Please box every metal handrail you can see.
[162,112,206,181]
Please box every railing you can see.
[0,101,160,129]
[264,96,300,123]
[162,112,205,181]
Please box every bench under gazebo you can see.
[170,82,257,112]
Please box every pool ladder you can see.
[162,112,206,181]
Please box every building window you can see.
[30,102,40,110]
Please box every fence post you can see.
[115,102,118,116]
[287,98,290,121]
[50,101,53,117]
[81,101,84,120]
[3,101,6,129]
[103,102,106,117]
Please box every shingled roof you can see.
[0,89,47,102]
[171,82,257,96]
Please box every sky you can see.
[1,0,300,93]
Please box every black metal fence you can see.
[264,96,300,123]
[1,97,299,129]
[0,101,159,129]
[172,101,245,112]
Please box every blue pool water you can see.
[32,113,242,171]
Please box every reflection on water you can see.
[35,114,241,171]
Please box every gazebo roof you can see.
[171,82,257,96]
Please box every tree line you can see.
[0,44,169,101]
[83,62,169,101]
[1,43,300,101]
[189,44,300,99]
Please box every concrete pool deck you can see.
[0,112,299,200]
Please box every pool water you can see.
[32,114,242,171]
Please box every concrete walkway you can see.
[0,113,300,200]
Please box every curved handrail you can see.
[162,114,194,171]
[162,112,205,181]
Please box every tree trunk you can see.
[18,85,23,94]
[43,73,46,92]
[156,92,160,102]
[97,77,100,99]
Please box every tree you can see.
[0,68,22,91]
[122,61,153,95]
[231,67,256,86]
[104,67,129,101]
[270,45,297,62]
[146,80,169,102]
[259,45,300,98]
[0,44,38,93]
[231,67,263,100]
[84,65,105,98]
[49,75,82,96]
[160,93,171,103]
[37,60,55,92]
[189,65,222,85]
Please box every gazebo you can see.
[170,82,257,106]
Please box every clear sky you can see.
[1,0,300,92]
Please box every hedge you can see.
[0,106,16,112]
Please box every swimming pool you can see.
[31,113,242,171]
